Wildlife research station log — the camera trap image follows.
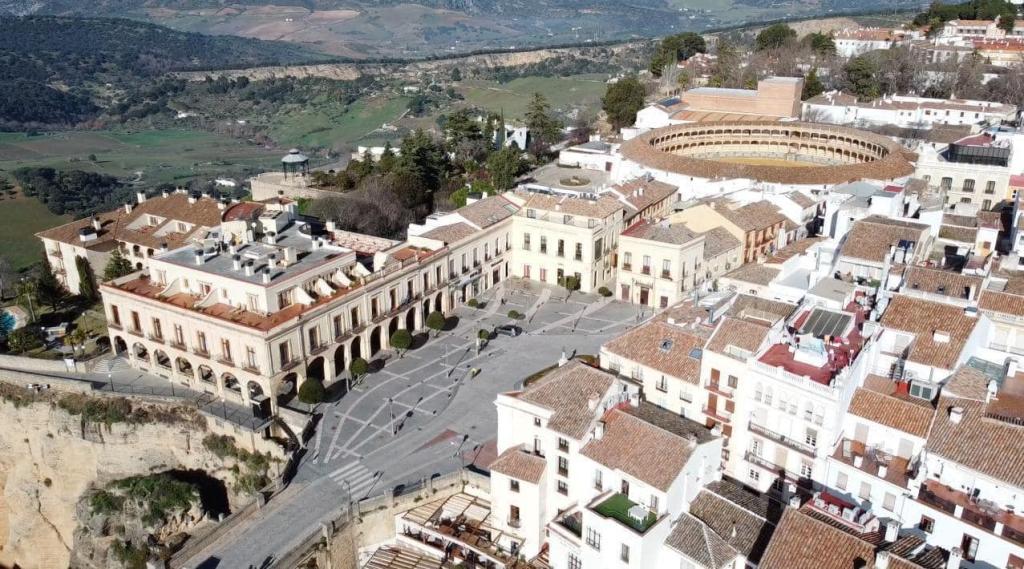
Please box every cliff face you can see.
[0,396,238,569]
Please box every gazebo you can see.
[281,148,310,179]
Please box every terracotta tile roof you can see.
[943,213,977,227]
[663,512,738,569]
[927,394,1024,487]
[602,319,709,384]
[612,178,677,217]
[619,122,916,186]
[36,193,228,252]
[979,290,1024,317]
[517,361,615,439]
[457,195,518,228]
[726,294,797,325]
[879,294,978,369]
[580,403,714,491]
[941,366,991,401]
[760,508,876,569]
[489,446,546,483]
[901,266,982,300]
[715,201,787,232]
[722,263,780,286]
[420,222,478,244]
[767,237,824,264]
[688,479,783,563]
[938,224,977,242]
[848,382,936,438]
[706,316,771,356]
[700,226,742,259]
[621,220,700,245]
[785,191,816,209]
[521,192,623,219]
[839,216,929,264]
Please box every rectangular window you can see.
[557,480,568,495]
[662,259,671,278]
[540,236,547,254]
[620,544,630,563]
[523,233,531,250]
[836,471,848,490]
[196,331,208,354]
[623,252,632,271]
[558,456,569,477]
[278,341,291,365]
[585,528,601,550]
[574,242,583,261]
[642,255,651,275]
[961,534,979,562]
[220,338,231,362]
[111,305,121,326]
[883,492,897,511]
[919,516,934,534]
[247,293,259,311]
[557,239,565,257]
[333,315,344,338]
[246,346,257,370]
[659,295,668,309]
[727,375,738,389]
[533,417,541,427]
[805,429,818,448]
[800,463,813,478]
[510,480,520,493]
[594,469,603,491]
[749,469,760,483]
[131,311,141,333]
[656,376,668,392]
[558,437,569,452]
[539,268,547,282]
[151,318,163,340]
[985,180,996,194]
[962,179,975,192]
[277,289,293,309]
[568,554,582,569]
[859,482,872,500]
[173,325,184,346]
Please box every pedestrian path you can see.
[90,355,132,374]
[327,460,378,498]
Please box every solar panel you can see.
[800,308,852,338]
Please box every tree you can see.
[390,329,413,357]
[602,76,646,130]
[103,249,134,281]
[802,68,825,100]
[649,32,707,76]
[75,256,99,302]
[802,32,836,57]
[36,253,68,311]
[397,129,448,194]
[377,142,398,173]
[7,327,42,354]
[426,311,446,336]
[16,279,36,323]
[450,67,462,82]
[709,38,741,88]
[65,327,87,354]
[349,357,369,381]
[755,24,797,51]
[298,378,326,404]
[562,275,580,299]
[486,147,524,190]
[843,56,881,101]
[524,92,563,149]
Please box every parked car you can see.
[494,324,523,337]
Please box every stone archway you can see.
[198,365,214,384]
[370,326,382,356]
[223,373,241,394]
[433,292,443,313]
[176,357,194,377]
[277,372,298,407]
[113,336,128,355]
[154,349,171,369]
[405,307,416,332]
[307,356,326,384]
[132,342,149,362]
[351,336,362,361]
[388,317,399,339]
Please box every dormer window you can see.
[910,381,935,401]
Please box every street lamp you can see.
[386,397,397,437]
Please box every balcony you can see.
[622,263,632,271]
[749,421,816,458]
[507,517,521,529]
[590,492,658,534]
[661,270,671,279]
[146,334,164,344]
[242,363,261,375]
[703,404,733,424]
[832,439,912,488]
[641,267,651,276]
[555,511,583,538]
[309,343,328,356]
[169,339,186,351]
[706,381,734,399]
[192,347,210,358]
[744,451,785,476]
[280,359,300,372]
[217,355,235,367]
[916,480,1024,547]
[127,327,144,338]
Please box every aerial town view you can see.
[8,0,1024,568]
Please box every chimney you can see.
[266,231,277,245]
[244,261,254,277]
[946,547,962,569]
[685,432,698,449]
[284,246,296,264]
[711,423,723,437]
[594,420,605,440]
[1009,359,1019,378]
[124,202,133,214]
[161,188,170,198]
[262,267,272,284]
[949,406,964,424]
[326,219,337,232]
[788,494,801,508]
[854,455,864,468]
[232,254,241,271]
[188,193,198,205]
[587,392,601,411]
[629,392,640,407]
[267,254,277,270]
[987,379,999,403]
[136,191,147,204]
[218,200,227,211]
[228,243,237,255]
[160,242,168,254]
[194,248,205,266]
[876,550,891,569]
[878,463,888,478]
[884,519,899,542]
[92,216,102,231]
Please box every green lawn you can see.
[0,194,70,270]
[592,493,658,533]
[0,130,281,186]
[268,95,411,151]
[457,75,609,120]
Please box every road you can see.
[181,281,647,568]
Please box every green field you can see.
[457,75,609,120]
[268,95,411,151]
[0,130,281,187]
[0,194,70,270]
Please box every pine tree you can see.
[36,253,68,311]
[802,68,825,101]
[524,93,562,149]
[103,249,134,281]
[75,255,99,302]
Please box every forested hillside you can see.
[0,16,324,128]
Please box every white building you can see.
[803,92,1016,130]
